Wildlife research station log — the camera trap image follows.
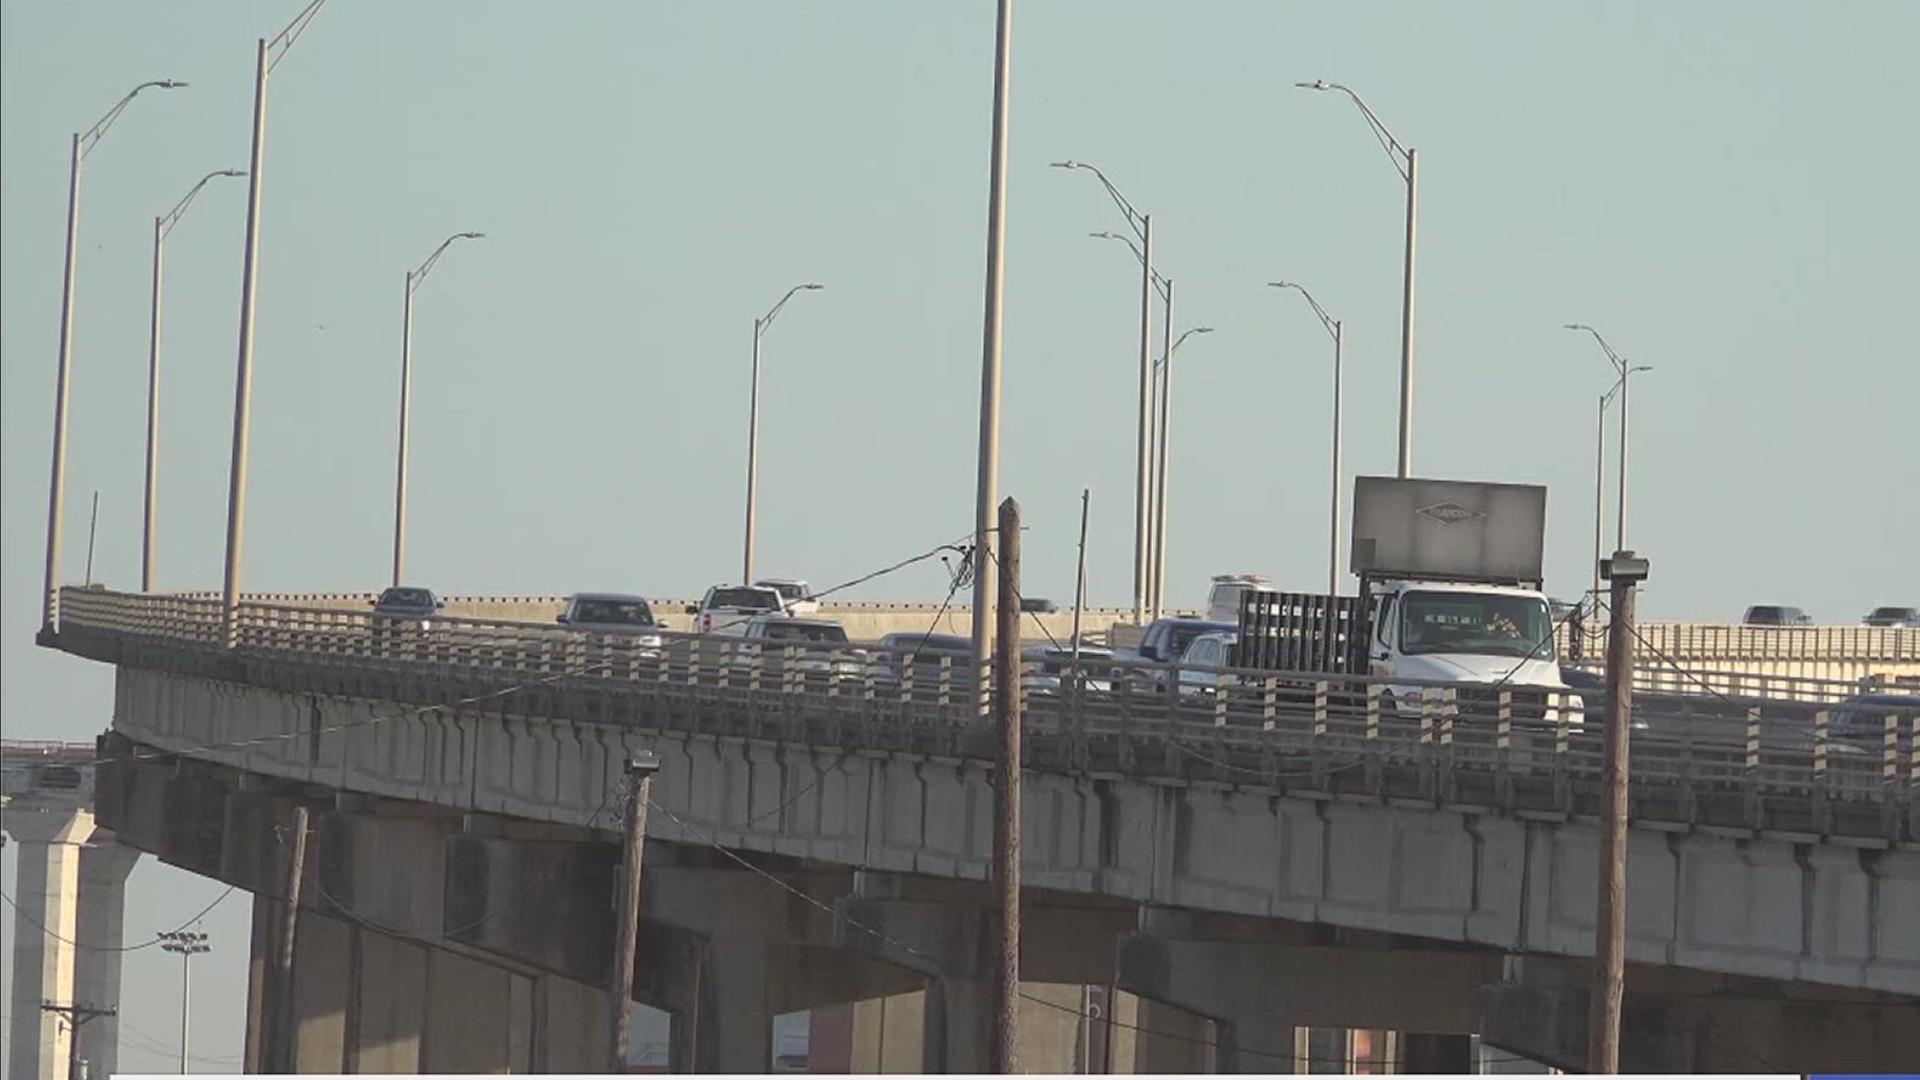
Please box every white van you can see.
[1204,574,1273,624]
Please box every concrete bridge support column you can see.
[4,806,95,1080]
[836,874,1131,1072]
[1481,956,1920,1073]
[1117,909,1504,1074]
[71,835,137,1080]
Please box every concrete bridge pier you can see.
[834,872,1133,1071]
[1482,955,1920,1073]
[1117,908,1504,1074]
[3,804,138,1080]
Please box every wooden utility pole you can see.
[1589,550,1647,1073]
[991,496,1022,1073]
[610,754,660,1071]
[42,1002,115,1080]
[273,805,309,1075]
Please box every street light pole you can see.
[1298,80,1417,478]
[158,930,210,1074]
[218,0,331,647]
[40,78,186,628]
[144,169,245,593]
[1055,161,1158,623]
[1566,325,1648,552]
[1270,282,1344,596]
[1153,323,1212,618]
[1150,278,1172,616]
[970,0,1014,695]
[392,231,484,587]
[742,282,823,585]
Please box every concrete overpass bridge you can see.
[35,587,1920,1073]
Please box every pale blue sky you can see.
[3,1,1916,1067]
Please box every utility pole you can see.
[1590,549,1647,1073]
[610,753,660,1072]
[273,806,309,1075]
[991,496,1022,1073]
[42,1002,115,1080]
[160,930,211,1073]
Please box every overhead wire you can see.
[0,883,236,954]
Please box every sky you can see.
[2,0,1916,1069]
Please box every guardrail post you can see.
[1366,683,1382,743]
[1313,680,1329,740]
[1745,707,1762,777]
[1812,709,1830,783]
[937,656,953,710]
[1885,713,1900,788]
[1496,690,1513,753]
[1419,688,1437,746]
[1261,676,1279,732]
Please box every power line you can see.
[0,884,235,954]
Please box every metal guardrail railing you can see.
[48,588,1920,838]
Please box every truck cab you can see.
[1364,578,1578,719]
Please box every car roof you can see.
[570,592,649,604]
[754,577,809,586]
[1156,617,1235,629]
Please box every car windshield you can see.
[1870,607,1914,620]
[1747,607,1786,623]
[762,622,848,644]
[379,588,433,607]
[1400,592,1554,660]
[574,599,653,625]
[710,588,779,610]
[760,582,808,602]
[1168,624,1227,656]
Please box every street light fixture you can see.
[391,231,485,586]
[142,168,246,594]
[40,77,187,630]
[219,0,333,647]
[1269,281,1345,596]
[1566,323,1644,551]
[742,282,825,584]
[1057,160,1159,624]
[1152,326,1213,615]
[158,930,210,1074]
[1297,78,1418,479]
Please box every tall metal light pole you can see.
[218,0,331,647]
[1297,80,1417,479]
[143,169,245,593]
[970,0,1014,696]
[1567,325,1646,550]
[741,283,824,585]
[1086,228,1171,618]
[158,930,210,1074]
[1270,281,1344,596]
[1587,364,1651,612]
[392,231,484,587]
[1152,325,1213,615]
[1055,160,1157,623]
[39,78,186,628]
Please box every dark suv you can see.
[1742,605,1810,627]
[1862,606,1919,628]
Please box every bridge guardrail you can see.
[50,587,1920,837]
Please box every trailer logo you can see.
[1416,500,1484,526]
